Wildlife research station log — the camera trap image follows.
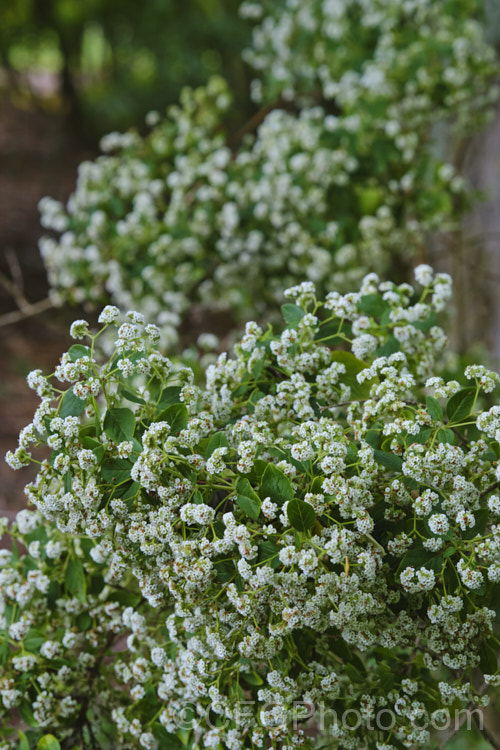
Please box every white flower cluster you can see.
[2,268,500,748]
[37,0,497,342]
[243,0,497,123]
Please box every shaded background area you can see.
[0,0,251,142]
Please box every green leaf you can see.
[365,427,381,449]
[161,404,188,434]
[0,641,9,665]
[68,344,91,362]
[376,336,400,357]
[328,637,352,664]
[177,729,193,747]
[411,311,436,333]
[101,458,133,484]
[103,407,135,442]
[91,713,117,747]
[135,685,159,720]
[23,527,47,547]
[208,522,223,542]
[379,670,396,693]
[46,579,61,606]
[287,499,316,532]
[330,350,367,374]
[233,377,252,400]
[267,446,287,461]
[314,319,352,346]
[479,640,498,674]
[246,459,269,484]
[462,507,488,540]
[23,629,46,652]
[356,186,384,214]
[437,428,455,445]
[344,662,363,683]
[242,670,264,686]
[410,428,432,445]
[345,442,359,465]
[76,612,93,631]
[205,432,229,459]
[426,395,443,421]
[281,303,306,328]
[81,437,105,463]
[3,602,14,626]
[59,387,86,418]
[397,547,442,574]
[446,387,476,424]
[65,558,86,603]
[37,736,61,750]
[236,478,260,502]
[152,723,183,750]
[19,701,38,728]
[18,731,30,750]
[236,494,261,520]
[252,357,264,379]
[357,294,390,317]
[258,539,281,569]
[261,464,293,505]
[107,590,142,607]
[121,481,140,502]
[157,386,182,411]
[64,471,72,492]
[119,388,146,405]
[213,558,235,583]
[191,489,204,505]
[329,350,374,399]
[373,450,403,473]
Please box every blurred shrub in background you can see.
[37,0,499,346]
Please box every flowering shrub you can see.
[38,0,498,343]
[2,266,500,749]
[242,0,496,116]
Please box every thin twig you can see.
[0,268,20,302]
[479,481,500,500]
[319,398,370,411]
[404,637,421,675]
[0,249,54,327]
[450,426,468,447]
[235,101,280,140]
[0,297,54,327]
[5,249,25,299]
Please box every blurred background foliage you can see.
[0,0,253,141]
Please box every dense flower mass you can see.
[38,0,497,343]
[242,0,496,117]
[2,267,500,749]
